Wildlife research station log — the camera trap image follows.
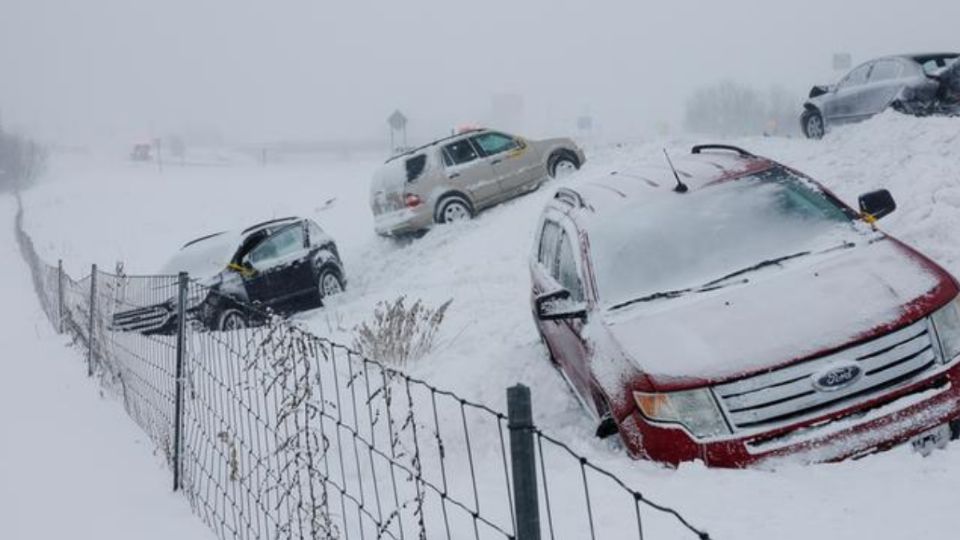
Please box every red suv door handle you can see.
[449,172,461,179]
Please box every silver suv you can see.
[370,129,585,236]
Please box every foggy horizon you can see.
[2,0,958,146]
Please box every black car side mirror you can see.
[535,289,587,321]
[859,189,896,222]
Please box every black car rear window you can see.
[406,154,427,182]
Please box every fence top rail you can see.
[99,270,181,280]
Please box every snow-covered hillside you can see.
[17,113,960,539]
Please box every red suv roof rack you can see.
[554,187,586,208]
[691,144,756,157]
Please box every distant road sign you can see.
[833,53,852,71]
[388,110,408,130]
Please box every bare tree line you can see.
[0,118,47,192]
[684,81,802,137]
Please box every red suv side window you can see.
[557,231,583,301]
[538,220,562,278]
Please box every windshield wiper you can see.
[703,241,858,288]
[608,242,859,312]
[608,279,749,311]
[701,251,811,288]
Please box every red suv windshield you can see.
[591,166,865,310]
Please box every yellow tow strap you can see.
[227,262,255,277]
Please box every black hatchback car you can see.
[801,52,960,138]
[112,216,346,333]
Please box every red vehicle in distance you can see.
[530,144,960,467]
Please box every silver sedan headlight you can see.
[633,388,731,439]
[931,296,960,364]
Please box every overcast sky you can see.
[2,0,958,145]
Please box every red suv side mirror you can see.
[535,289,587,321]
[858,189,896,221]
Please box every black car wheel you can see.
[802,109,825,139]
[217,308,248,331]
[318,267,344,299]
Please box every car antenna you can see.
[663,148,688,193]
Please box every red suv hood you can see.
[601,237,955,391]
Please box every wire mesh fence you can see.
[13,194,712,540]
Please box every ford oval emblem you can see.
[812,363,863,392]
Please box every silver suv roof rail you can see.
[385,129,486,164]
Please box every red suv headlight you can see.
[931,296,960,364]
[634,389,731,439]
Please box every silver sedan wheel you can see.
[806,114,824,139]
[441,201,471,223]
[552,159,578,178]
[319,271,343,297]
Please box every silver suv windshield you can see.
[591,166,864,310]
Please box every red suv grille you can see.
[714,318,938,431]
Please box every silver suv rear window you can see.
[405,154,427,182]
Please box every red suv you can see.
[530,144,960,467]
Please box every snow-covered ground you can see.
[0,197,211,539]
[16,112,960,539]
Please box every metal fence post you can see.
[87,264,97,377]
[508,384,541,540]
[57,259,64,334]
[173,271,188,492]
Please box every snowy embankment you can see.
[0,196,210,539]
[17,113,960,539]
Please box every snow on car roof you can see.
[161,230,243,277]
[561,151,773,216]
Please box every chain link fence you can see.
[13,194,711,540]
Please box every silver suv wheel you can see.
[438,198,472,224]
[552,158,578,178]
